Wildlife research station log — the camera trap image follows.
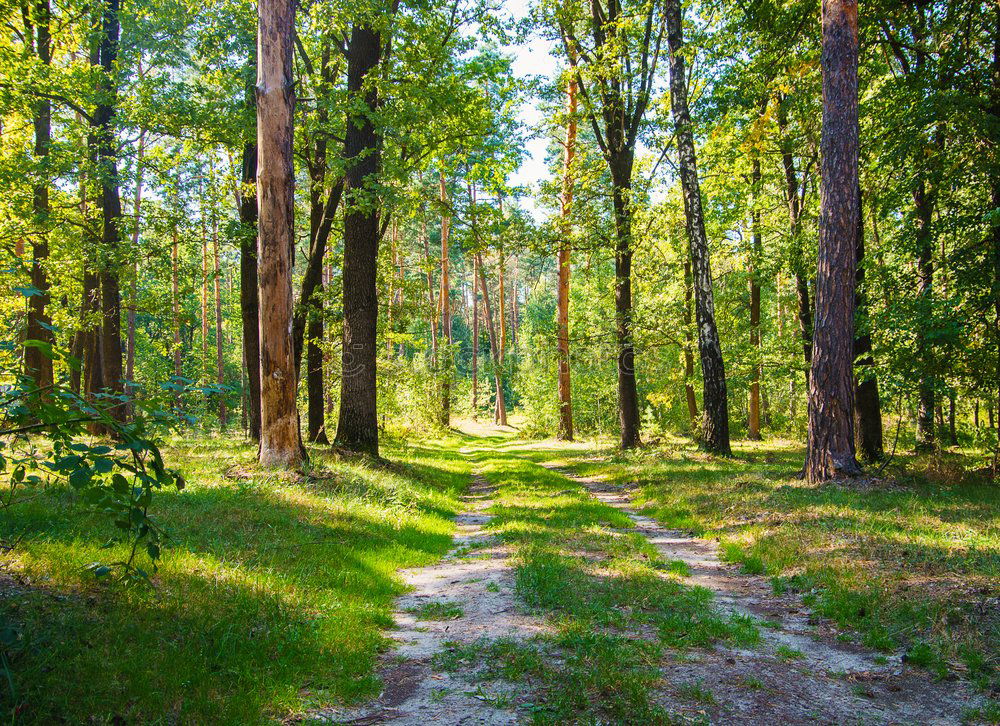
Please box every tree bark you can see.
[201,179,210,382]
[96,0,125,424]
[477,252,506,426]
[171,226,182,409]
[854,187,883,462]
[805,0,862,482]
[125,127,145,417]
[238,139,261,441]
[23,0,54,393]
[913,171,936,451]
[439,170,452,427]
[683,257,699,425]
[335,24,382,456]
[256,0,303,466]
[666,0,730,455]
[557,72,577,441]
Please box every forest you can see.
[0,0,999,721]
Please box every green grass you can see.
[0,434,471,724]
[532,436,1000,689]
[449,435,758,724]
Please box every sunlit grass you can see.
[0,434,471,724]
[536,435,1000,688]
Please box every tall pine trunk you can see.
[666,0,731,454]
[256,0,303,466]
[913,172,936,451]
[213,195,226,429]
[683,257,699,426]
[239,139,261,441]
[805,0,862,482]
[335,24,382,455]
[557,73,577,441]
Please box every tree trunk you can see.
[472,250,479,414]
[423,213,438,367]
[23,0,54,393]
[683,257,699,426]
[557,73,577,441]
[666,0,730,455]
[805,0,862,482]
[125,128,145,417]
[748,156,763,441]
[201,180,210,382]
[335,24,382,456]
[238,139,261,441]
[256,0,304,466]
[854,186,883,462]
[171,227,182,409]
[477,253,507,426]
[96,0,125,424]
[992,3,1000,474]
[213,193,226,429]
[439,170,452,427]
[306,287,328,443]
[913,172,936,451]
[948,393,957,447]
[777,100,814,384]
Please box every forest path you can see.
[536,455,977,724]
[317,428,977,724]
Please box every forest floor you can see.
[317,422,992,725]
[0,422,997,723]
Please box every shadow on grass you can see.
[0,435,471,724]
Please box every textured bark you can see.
[471,235,479,414]
[477,253,506,426]
[610,159,641,449]
[748,156,763,441]
[683,258,698,425]
[854,188,883,462]
[335,24,382,455]
[238,140,261,441]
[439,172,452,427]
[666,0,730,454]
[201,180,210,381]
[557,73,577,441]
[96,0,125,423]
[23,0,54,392]
[306,287,328,443]
[256,0,303,466]
[992,5,1000,474]
[423,212,438,367]
[805,0,862,482]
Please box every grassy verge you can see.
[0,434,470,724]
[533,435,1000,690]
[451,436,758,724]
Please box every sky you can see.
[503,0,560,216]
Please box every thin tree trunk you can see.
[805,0,862,482]
[171,227,182,409]
[439,170,451,427]
[472,249,479,415]
[335,24,383,455]
[476,252,506,426]
[666,0,730,455]
[777,99,814,384]
[683,257,699,425]
[23,0,54,393]
[213,186,226,429]
[854,186,883,462]
[914,171,936,451]
[948,393,957,447]
[423,213,438,367]
[126,127,145,417]
[239,138,261,441]
[201,179,210,383]
[748,157,763,441]
[256,0,304,466]
[557,72,577,441]
[991,3,1000,474]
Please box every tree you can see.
[805,0,861,482]
[256,0,303,466]
[556,0,665,449]
[335,22,384,456]
[665,0,731,455]
[556,70,577,441]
